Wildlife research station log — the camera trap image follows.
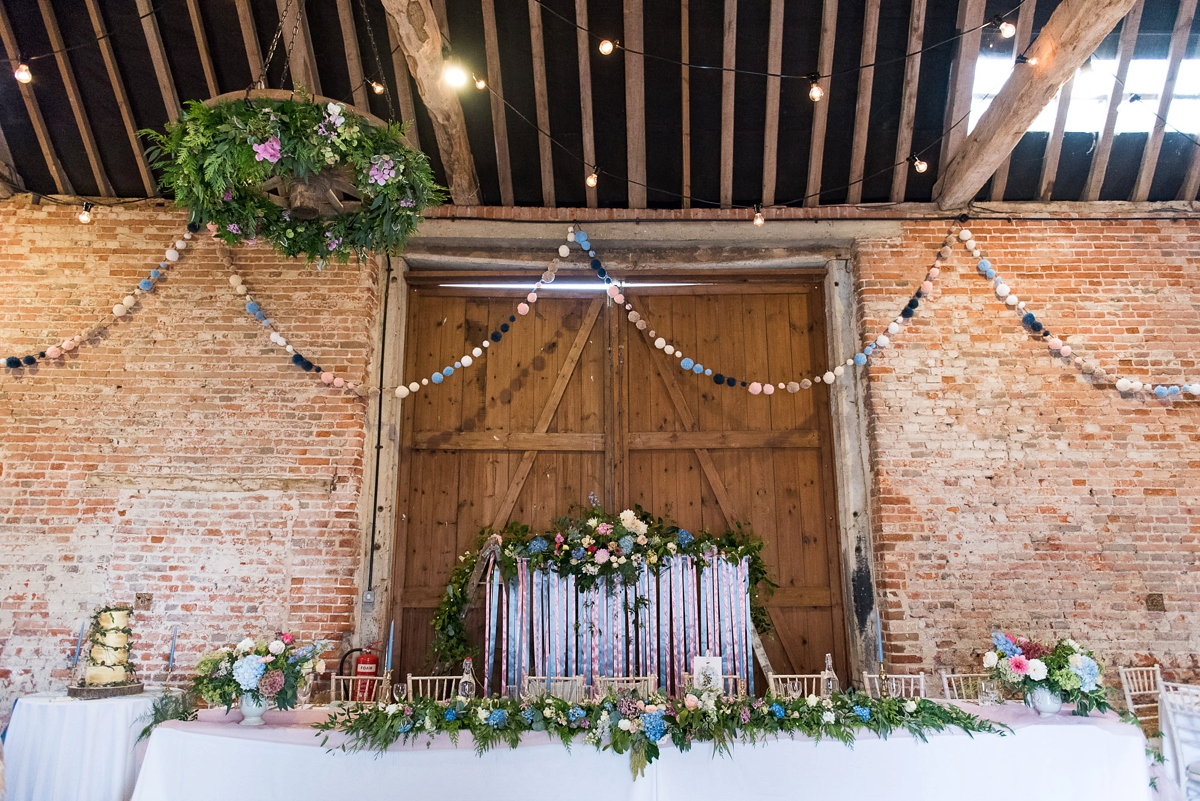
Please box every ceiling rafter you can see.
[480,0,513,205]
[845,0,880,206]
[0,122,24,197]
[624,0,647,209]
[527,0,556,207]
[575,0,598,208]
[384,15,420,150]
[989,0,1037,202]
[718,0,737,208]
[804,0,838,207]
[274,0,322,95]
[337,0,370,110]
[939,0,985,170]
[185,0,220,97]
[760,0,785,207]
[37,0,113,196]
[234,0,264,80]
[680,0,691,209]
[890,0,927,203]
[1081,0,1142,201]
[134,0,181,121]
[1037,77,1074,200]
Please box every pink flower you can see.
[594,548,610,564]
[684,694,699,711]
[281,633,294,645]
[554,533,564,544]
[596,523,613,537]
[1009,655,1030,675]
[252,136,282,163]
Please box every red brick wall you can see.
[856,216,1200,683]
[0,201,376,718]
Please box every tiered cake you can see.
[69,604,143,698]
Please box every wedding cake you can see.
[84,606,134,686]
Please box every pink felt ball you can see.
[1048,338,1063,350]
[517,302,530,315]
[748,382,762,395]
[46,346,62,359]
[921,281,933,294]
[321,372,334,384]
[345,382,355,391]
[1060,345,1072,357]
[62,340,75,351]
[933,260,943,269]
[333,377,345,388]
[928,267,940,279]
[614,294,625,304]
[527,293,538,303]
[763,383,775,395]
[607,285,620,297]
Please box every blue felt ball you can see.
[977,259,991,273]
[1155,385,1168,397]
[1022,313,1036,326]
[139,279,153,291]
[588,250,596,257]
[901,308,914,319]
[150,270,161,279]
[597,268,607,278]
[591,259,602,271]
[441,367,453,377]
[713,373,725,384]
[261,319,271,326]
[246,302,259,314]
[255,311,266,321]
[580,240,591,250]
[681,358,694,370]
[160,262,168,269]
[455,361,462,369]
[854,353,867,365]
[22,355,36,366]
[1168,385,1181,395]
[431,371,444,384]
[491,331,502,342]
[1031,322,1043,332]
[985,269,996,279]
[864,345,875,355]
[292,354,303,365]
[575,231,587,243]
[704,369,712,376]
[693,364,704,374]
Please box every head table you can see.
[130,701,1158,801]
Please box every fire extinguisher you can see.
[353,648,379,701]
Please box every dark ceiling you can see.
[0,0,1197,207]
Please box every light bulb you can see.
[998,20,1016,38]
[753,211,765,227]
[1027,56,1038,66]
[808,81,824,102]
[586,171,598,188]
[598,39,614,55]
[442,61,468,88]
[475,77,487,90]
[913,157,928,174]
[371,81,385,94]
[78,202,93,224]
[14,63,31,84]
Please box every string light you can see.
[752,204,765,227]
[585,170,599,188]
[909,155,928,174]
[807,75,824,102]
[475,76,487,90]
[14,63,31,83]
[77,202,93,224]
[598,39,614,55]
[370,81,385,94]
[442,60,468,88]
[994,16,1016,38]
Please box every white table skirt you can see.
[5,692,157,801]
[133,703,1155,801]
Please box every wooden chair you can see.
[595,675,658,697]
[862,672,926,699]
[940,672,990,701]
[1119,665,1162,733]
[721,675,748,700]
[769,673,827,699]
[522,675,587,703]
[406,674,459,702]
[1160,682,1200,795]
[331,674,387,704]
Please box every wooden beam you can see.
[1082,0,1141,201]
[1130,0,1197,202]
[85,0,154,196]
[760,0,785,206]
[185,0,219,97]
[890,0,926,203]
[413,432,603,451]
[624,0,647,208]
[718,0,737,208]
[336,0,370,110]
[1180,142,1200,201]
[575,0,597,207]
[134,0,180,120]
[37,0,113,196]
[274,0,322,95]
[989,0,1037,201]
[527,0,556,207]
[381,0,479,204]
[234,0,264,82]
[1036,77,1073,200]
[681,0,691,208]
[939,0,985,169]
[480,0,513,205]
[385,14,420,149]
[0,121,24,197]
[0,0,72,194]
[845,0,880,205]
[935,0,1140,210]
[804,0,838,207]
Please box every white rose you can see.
[667,543,677,553]
[822,711,836,724]
[268,640,285,655]
[619,509,638,529]
[236,637,255,653]
[904,700,917,714]
[315,659,326,673]
[385,703,399,715]
[806,694,819,707]
[633,520,649,536]
[982,651,999,669]
[1028,658,1048,681]
[543,707,554,717]
[617,718,631,731]
[477,708,489,722]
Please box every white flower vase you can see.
[1027,685,1063,716]
[239,695,268,726]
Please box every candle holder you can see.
[877,666,891,700]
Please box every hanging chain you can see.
[279,3,304,91]
[356,0,395,119]
[250,0,292,94]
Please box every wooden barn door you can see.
[392,274,848,684]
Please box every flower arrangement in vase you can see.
[192,632,327,723]
[983,632,1110,716]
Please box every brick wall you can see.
[856,216,1200,682]
[0,200,377,720]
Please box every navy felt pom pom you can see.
[22,355,36,366]
[597,268,607,279]
[292,354,304,365]
[301,359,314,371]
[500,323,510,333]
[901,307,914,319]
[1031,322,1043,332]
[713,373,725,384]
[907,299,919,310]
[1022,313,1036,326]
[726,376,737,387]
[509,315,516,323]
[491,331,502,342]
[591,259,602,271]
[5,356,20,369]
[187,222,200,233]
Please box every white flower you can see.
[477,708,489,722]
[1028,658,1048,681]
[268,640,285,655]
[236,637,255,654]
[619,509,638,529]
[982,651,999,669]
[385,703,399,715]
[315,659,326,673]
[617,556,627,564]
[822,711,836,724]
[581,535,594,547]
[904,700,918,714]
[789,711,799,718]
[1065,638,1080,653]
[806,694,819,707]
[632,519,649,536]
[667,542,677,553]
[617,718,631,731]
[1068,654,1084,669]
[543,707,554,717]
[587,518,599,528]
[648,554,658,564]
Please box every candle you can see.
[384,620,394,673]
[875,607,884,664]
[167,625,178,672]
[73,620,86,666]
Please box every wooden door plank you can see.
[804,0,838,207]
[718,0,737,208]
[681,0,691,208]
[765,587,834,607]
[390,287,423,678]
[989,0,1037,201]
[1082,0,1141,201]
[412,432,603,450]
[624,0,647,208]
[1130,0,1197,201]
[480,0,513,205]
[528,0,556,207]
[575,0,598,207]
[890,0,927,203]
[134,0,181,120]
[845,0,880,205]
[761,0,785,207]
[234,0,264,81]
[385,14,420,149]
[337,0,370,110]
[185,0,220,97]
[490,298,604,530]
[1037,77,1073,200]
[939,0,986,169]
[629,430,820,450]
[38,0,113,196]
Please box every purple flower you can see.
[400,198,415,208]
[368,157,396,186]
[227,223,241,234]
[740,707,751,724]
[281,210,290,221]
[223,189,233,202]
[252,136,282,163]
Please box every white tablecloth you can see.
[133,703,1155,801]
[5,692,157,801]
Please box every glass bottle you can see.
[459,657,476,698]
[822,653,839,696]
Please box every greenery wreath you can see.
[143,91,443,264]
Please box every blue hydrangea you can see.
[488,708,509,728]
[676,529,694,547]
[232,655,266,690]
[568,706,586,722]
[1071,656,1101,692]
[444,707,458,721]
[853,705,872,722]
[571,547,585,560]
[618,535,635,553]
[287,644,314,664]
[991,632,1020,657]
[398,719,413,733]
[769,702,785,719]
[521,707,535,723]
[640,710,666,741]
[527,537,549,554]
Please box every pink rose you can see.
[684,694,699,711]
[281,633,294,645]
[596,523,613,537]
[1009,655,1030,675]
[594,548,610,564]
